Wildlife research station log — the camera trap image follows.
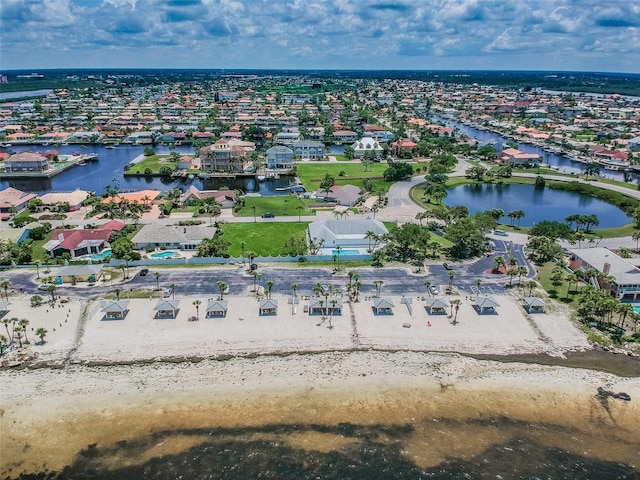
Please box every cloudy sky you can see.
[1,0,639,73]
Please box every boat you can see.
[0,143,12,148]
[105,145,116,149]
[257,175,266,181]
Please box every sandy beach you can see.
[1,289,639,477]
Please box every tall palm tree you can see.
[266,280,274,300]
[192,300,201,320]
[170,283,177,299]
[154,271,161,291]
[18,319,29,344]
[291,283,298,298]
[335,246,342,271]
[424,281,432,297]
[216,281,228,300]
[240,241,246,264]
[373,280,384,298]
[448,270,456,292]
[0,280,11,301]
[2,318,12,344]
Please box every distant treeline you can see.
[1,68,639,96]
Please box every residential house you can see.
[180,186,237,209]
[352,137,383,159]
[275,127,301,146]
[131,224,214,251]
[500,148,541,167]
[200,140,242,172]
[331,184,362,207]
[0,187,37,216]
[38,189,90,211]
[390,138,417,157]
[569,247,640,300]
[266,145,294,170]
[292,140,325,159]
[333,130,358,144]
[307,219,388,250]
[3,152,50,173]
[43,221,124,258]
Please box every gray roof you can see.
[56,264,103,276]
[309,297,343,309]
[571,247,640,286]
[373,298,395,309]
[101,300,130,313]
[523,297,547,307]
[154,300,180,311]
[260,299,278,309]
[266,145,293,154]
[475,296,500,309]
[425,297,449,309]
[0,301,9,311]
[308,219,388,244]
[206,300,228,312]
[132,224,215,245]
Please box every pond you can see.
[444,183,631,228]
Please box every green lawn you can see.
[234,196,316,218]
[223,222,309,256]
[296,162,389,190]
[127,155,177,174]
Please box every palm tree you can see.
[0,280,11,301]
[216,281,228,300]
[170,283,177,299]
[35,327,48,345]
[251,205,257,223]
[240,241,246,264]
[47,284,57,303]
[154,271,161,291]
[424,281,432,297]
[0,334,8,355]
[475,277,482,294]
[291,283,298,298]
[2,318,12,344]
[447,270,456,292]
[335,246,342,271]
[114,288,122,301]
[250,270,260,292]
[192,300,201,320]
[633,231,640,252]
[18,319,29,343]
[373,280,384,298]
[266,280,274,300]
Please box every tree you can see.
[373,280,384,298]
[447,270,456,292]
[382,223,431,263]
[192,300,201,320]
[0,280,11,301]
[424,281,432,297]
[18,319,29,344]
[36,327,49,345]
[154,271,161,291]
[266,280,274,299]
[216,281,228,300]
[170,283,177,299]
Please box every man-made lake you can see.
[445,183,631,228]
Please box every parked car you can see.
[494,229,508,236]
[443,262,453,270]
[429,285,439,295]
[163,287,173,298]
[139,268,149,277]
[261,212,275,218]
[38,283,54,291]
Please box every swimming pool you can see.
[633,305,640,314]
[90,249,112,261]
[332,249,361,255]
[150,251,177,259]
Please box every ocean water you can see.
[9,394,639,480]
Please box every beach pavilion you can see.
[0,301,9,317]
[373,298,395,315]
[205,300,228,318]
[522,297,547,313]
[473,296,500,315]
[309,297,343,316]
[101,300,130,320]
[154,300,180,319]
[425,297,450,315]
[259,299,278,316]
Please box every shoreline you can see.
[2,351,639,477]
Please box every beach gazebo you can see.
[522,297,547,313]
[309,297,343,316]
[425,297,449,315]
[259,299,278,316]
[101,300,130,320]
[473,296,500,315]
[373,298,395,315]
[154,299,180,319]
[205,300,228,318]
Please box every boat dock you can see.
[0,153,98,179]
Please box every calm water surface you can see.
[445,183,631,228]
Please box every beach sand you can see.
[1,291,638,477]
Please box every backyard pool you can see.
[332,249,362,255]
[90,249,112,261]
[150,251,177,259]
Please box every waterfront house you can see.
[333,130,358,144]
[38,189,90,212]
[266,145,294,169]
[200,140,242,172]
[307,219,388,250]
[352,137,383,159]
[3,152,50,173]
[180,186,237,209]
[390,138,417,157]
[0,187,37,216]
[275,128,301,146]
[330,184,362,207]
[500,148,541,167]
[292,140,325,159]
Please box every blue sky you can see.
[1,0,639,73]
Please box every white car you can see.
[163,287,173,298]
[429,285,439,295]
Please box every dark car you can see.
[443,262,453,270]
[140,268,149,277]
[261,212,275,218]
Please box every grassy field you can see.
[127,155,177,174]
[234,196,316,218]
[222,222,309,257]
[296,162,391,192]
